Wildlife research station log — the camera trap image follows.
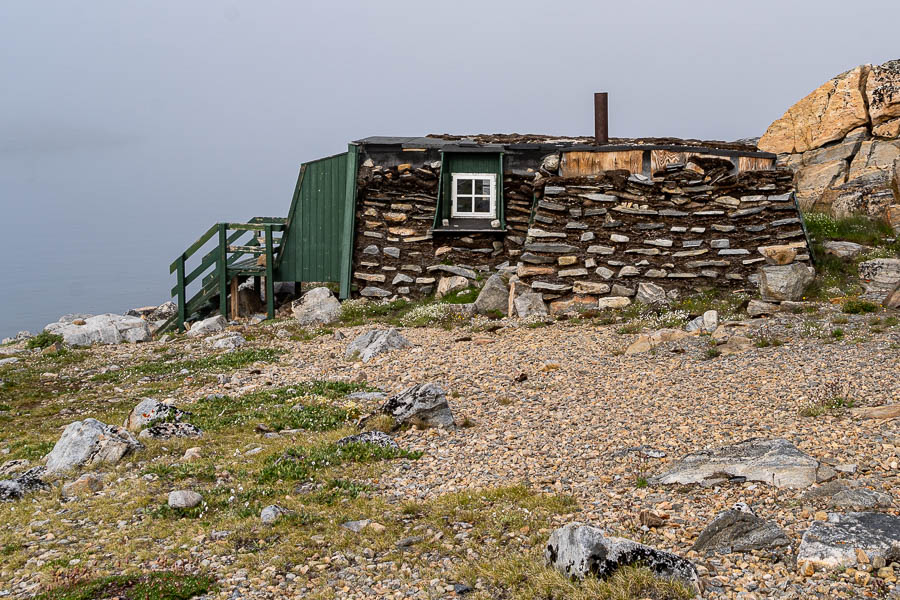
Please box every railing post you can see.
[218,223,228,319]
[265,224,275,320]
[176,255,186,332]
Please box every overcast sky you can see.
[1,0,898,336]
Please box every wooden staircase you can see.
[157,217,286,334]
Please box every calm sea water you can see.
[0,139,298,339]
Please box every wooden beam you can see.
[230,277,240,318]
[176,256,186,332]
[218,224,228,319]
[265,225,275,320]
[560,151,644,176]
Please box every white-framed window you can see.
[451,173,496,218]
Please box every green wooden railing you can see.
[158,217,286,334]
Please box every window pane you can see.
[474,196,491,213]
[456,178,473,195]
[456,196,473,213]
[473,179,491,195]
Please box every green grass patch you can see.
[91,348,283,383]
[831,328,845,339]
[189,382,370,432]
[34,571,215,600]
[304,479,375,505]
[804,212,894,246]
[258,441,422,484]
[800,396,855,418]
[442,287,479,304]
[842,298,880,314]
[25,332,63,350]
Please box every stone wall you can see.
[350,157,538,298]
[515,161,808,311]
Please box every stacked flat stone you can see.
[516,166,806,309]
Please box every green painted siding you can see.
[435,152,505,227]
[276,148,357,291]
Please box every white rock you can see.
[44,314,151,346]
[44,418,143,474]
[168,490,202,509]
[185,315,227,338]
[597,296,631,310]
[291,287,341,326]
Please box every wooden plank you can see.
[218,224,228,319]
[230,277,240,319]
[738,156,775,172]
[265,225,275,320]
[176,257,186,332]
[169,223,218,273]
[560,151,644,176]
[650,150,697,172]
[227,245,267,254]
[226,222,285,232]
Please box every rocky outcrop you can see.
[44,314,151,346]
[291,287,341,327]
[544,523,700,592]
[44,419,143,474]
[651,438,822,489]
[380,383,454,428]
[760,59,900,221]
[335,431,399,449]
[858,258,900,301]
[345,328,411,363]
[0,467,47,502]
[124,398,186,432]
[693,504,790,554]
[798,512,900,570]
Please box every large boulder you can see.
[651,438,822,489]
[44,418,143,474]
[761,60,900,218]
[345,328,411,363]
[885,281,900,309]
[693,504,790,554]
[544,523,700,592]
[823,241,865,260]
[380,383,454,428]
[759,65,870,155]
[798,512,900,570]
[185,315,227,338]
[44,314,151,346]
[291,287,341,326]
[473,274,509,316]
[759,263,814,302]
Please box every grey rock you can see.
[341,519,371,533]
[685,310,718,333]
[798,512,900,569]
[693,505,790,553]
[859,258,900,299]
[44,314,151,346]
[380,383,454,428]
[0,467,47,502]
[336,431,399,449]
[514,292,548,318]
[345,328,411,363]
[635,282,667,305]
[291,287,341,326]
[260,504,290,524]
[204,332,246,351]
[425,264,478,280]
[360,286,391,298]
[138,422,203,440]
[823,241,864,259]
[759,264,815,302]
[184,315,227,338]
[544,523,700,592]
[747,299,778,317]
[124,398,186,432]
[473,274,509,316]
[168,490,202,509]
[44,418,143,474]
[522,242,579,254]
[652,438,820,489]
[610,284,635,297]
[346,391,387,402]
[830,489,894,510]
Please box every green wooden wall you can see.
[435,152,505,227]
[276,145,358,298]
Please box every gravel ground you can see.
[2,306,899,599]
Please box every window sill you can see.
[430,218,505,234]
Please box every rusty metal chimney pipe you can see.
[594,92,608,145]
